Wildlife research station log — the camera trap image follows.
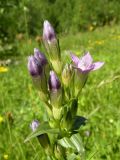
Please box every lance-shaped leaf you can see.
[58,133,85,154]
[24,121,59,143]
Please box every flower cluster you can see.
[27,20,104,159]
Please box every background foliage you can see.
[1,0,120,58]
[1,0,120,39]
[0,0,120,159]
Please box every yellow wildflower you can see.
[112,35,120,40]
[3,154,8,160]
[95,40,104,45]
[88,25,94,31]
[0,67,8,73]
[0,116,4,123]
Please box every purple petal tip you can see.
[49,71,61,91]
[30,120,39,132]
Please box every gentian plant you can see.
[25,20,104,160]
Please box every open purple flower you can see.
[28,56,43,77]
[43,20,56,43]
[34,48,47,66]
[71,52,104,73]
[49,71,61,91]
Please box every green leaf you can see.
[70,134,85,153]
[67,153,77,160]
[58,137,76,150]
[72,116,86,130]
[58,133,85,154]
[24,121,59,143]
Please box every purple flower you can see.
[49,71,61,91]
[34,48,47,66]
[30,120,39,132]
[43,20,56,43]
[71,52,104,73]
[28,56,43,77]
[42,20,61,74]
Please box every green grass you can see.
[0,25,120,159]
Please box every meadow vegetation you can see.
[1,0,120,159]
[1,0,120,59]
[0,25,120,159]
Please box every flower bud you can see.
[74,70,88,97]
[49,71,61,108]
[28,56,43,77]
[62,64,73,87]
[43,20,56,44]
[49,71,62,119]
[43,20,61,74]
[49,71,61,91]
[34,48,47,66]
[28,54,48,102]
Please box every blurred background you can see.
[0,0,120,159]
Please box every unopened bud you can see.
[28,56,43,77]
[62,64,73,87]
[43,20,61,74]
[28,53,48,101]
[43,20,56,44]
[74,70,88,97]
[49,71,62,119]
[34,48,47,66]
[49,71,61,91]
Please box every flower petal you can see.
[70,53,80,66]
[92,62,104,71]
[77,66,94,73]
[80,52,93,66]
